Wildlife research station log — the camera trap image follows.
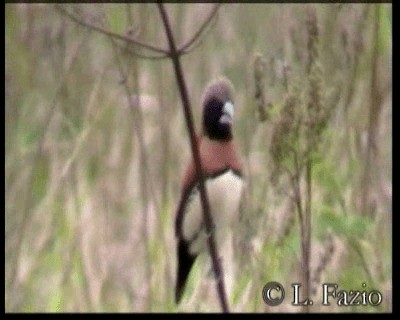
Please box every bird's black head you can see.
[201,78,235,141]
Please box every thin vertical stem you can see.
[105,8,153,309]
[157,3,229,313]
[304,159,312,313]
[361,4,382,218]
[156,59,174,301]
[131,4,153,311]
[291,149,310,313]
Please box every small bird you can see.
[175,77,244,304]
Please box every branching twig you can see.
[122,3,222,58]
[179,16,219,56]
[121,44,170,60]
[158,3,229,313]
[178,4,222,54]
[55,4,169,55]
[111,3,222,59]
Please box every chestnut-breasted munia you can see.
[175,78,244,303]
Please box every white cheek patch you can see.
[223,101,234,118]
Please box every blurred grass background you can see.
[5,3,392,312]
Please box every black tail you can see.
[176,240,196,303]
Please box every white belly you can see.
[182,169,243,255]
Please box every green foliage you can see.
[49,288,64,312]
[267,103,284,119]
[261,231,300,283]
[336,266,384,312]
[5,5,19,35]
[72,252,86,291]
[316,208,373,240]
[106,6,128,34]
[87,157,100,186]
[280,228,301,260]
[42,241,63,272]
[232,273,251,305]
[31,156,50,208]
[378,5,391,55]
[312,155,347,198]
[160,200,172,232]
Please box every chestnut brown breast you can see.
[181,136,243,190]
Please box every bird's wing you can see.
[175,178,200,303]
[176,236,197,303]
